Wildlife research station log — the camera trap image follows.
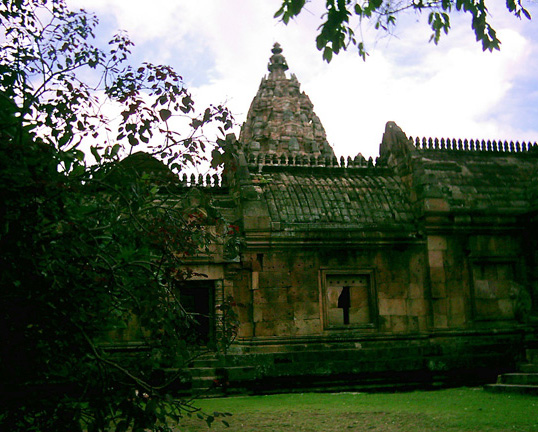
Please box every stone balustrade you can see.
[411,136,538,153]
[179,172,223,187]
[246,152,377,168]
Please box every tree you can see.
[275,0,532,61]
[0,1,237,430]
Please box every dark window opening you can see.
[324,273,376,329]
[337,286,351,325]
[178,281,215,345]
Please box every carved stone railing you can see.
[411,136,538,153]
[246,152,378,168]
[179,172,224,187]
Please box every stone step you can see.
[191,376,218,389]
[236,344,425,356]
[498,373,538,385]
[223,379,432,396]
[190,358,219,368]
[484,383,538,396]
[527,349,538,364]
[190,366,218,377]
[222,366,257,381]
[520,364,538,373]
[190,376,228,398]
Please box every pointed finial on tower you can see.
[268,42,289,77]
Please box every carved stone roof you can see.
[381,124,538,217]
[410,142,538,214]
[249,166,415,233]
[239,43,335,159]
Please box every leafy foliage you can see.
[0,1,237,430]
[275,0,532,61]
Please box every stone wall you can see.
[233,243,430,340]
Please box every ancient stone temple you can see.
[176,44,538,393]
[239,42,334,159]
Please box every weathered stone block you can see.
[446,278,464,296]
[274,321,296,337]
[498,299,514,318]
[433,313,448,328]
[251,271,259,290]
[449,297,465,317]
[226,365,257,381]
[379,298,407,315]
[243,216,271,230]
[295,318,321,335]
[425,198,450,212]
[433,299,448,315]
[378,315,389,332]
[390,315,408,332]
[417,315,429,331]
[289,271,318,302]
[407,316,420,332]
[378,298,389,315]
[294,301,319,320]
[431,281,446,298]
[261,303,293,322]
[237,322,254,338]
[408,299,428,316]
[253,305,263,323]
[385,282,408,299]
[259,270,292,290]
[428,236,447,251]
[428,250,444,267]
[235,305,251,322]
[253,286,288,304]
[408,283,423,299]
[474,299,500,317]
[291,254,316,271]
[254,322,276,337]
[261,252,289,271]
[448,314,466,328]
[474,280,494,299]
[409,253,425,284]
[232,284,251,304]
[252,288,265,304]
[430,266,446,284]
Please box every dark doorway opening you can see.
[178,281,215,345]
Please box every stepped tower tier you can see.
[239,43,335,158]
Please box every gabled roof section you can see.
[380,122,538,218]
[252,168,415,231]
[410,140,538,215]
[239,43,335,159]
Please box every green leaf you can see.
[322,46,333,63]
[211,148,224,169]
[159,109,172,121]
[90,146,101,163]
[115,420,129,432]
[128,135,139,146]
[73,149,85,161]
[110,143,120,157]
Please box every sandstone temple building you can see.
[131,44,538,393]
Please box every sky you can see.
[67,0,538,159]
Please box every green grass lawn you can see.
[178,388,538,431]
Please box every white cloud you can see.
[67,0,538,158]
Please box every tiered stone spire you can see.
[239,43,335,158]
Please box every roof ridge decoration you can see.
[246,152,377,169]
[239,43,335,159]
[410,136,538,153]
